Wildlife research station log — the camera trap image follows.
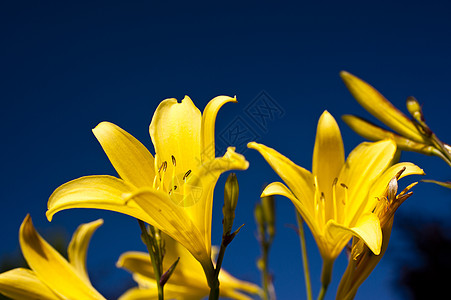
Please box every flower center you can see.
[153,154,201,207]
[313,176,349,228]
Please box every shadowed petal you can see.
[340,71,425,143]
[93,122,155,188]
[123,189,210,268]
[68,219,104,284]
[20,215,105,300]
[0,268,62,300]
[47,176,154,224]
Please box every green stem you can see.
[296,213,312,300]
[138,220,164,300]
[317,259,333,300]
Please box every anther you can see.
[162,161,167,172]
[174,185,177,190]
[341,183,348,205]
[183,170,191,180]
[171,155,176,166]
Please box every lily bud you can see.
[261,195,276,240]
[406,96,423,123]
[254,203,265,239]
[223,173,239,234]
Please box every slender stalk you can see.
[138,220,164,300]
[296,213,312,300]
[317,259,333,300]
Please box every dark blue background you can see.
[1,1,450,299]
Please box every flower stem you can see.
[138,220,164,300]
[317,259,333,300]
[296,213,312,300]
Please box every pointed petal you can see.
[248,142,315,213]
[149,96,202,176]
[366,162,424,213]
[261,182,317,234]
[337,139,397,223]
[19,215,105,300]
[92,122,155,188]
[312,111,344,219]
[0,268,62,300]
[47,176,154,224]
[326,213,382,256]
[68,219,104,284]
[342,115,438,155]
[340,71,425,143]
[201,95,237,161]
[123,188,211,268]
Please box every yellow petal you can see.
[47,175,153,224]
[68,219,104,284]
[342,115,438,155]
[337,139,397,224]
[123,188,211,269]
[363,162,424,214]
[92,122,155,188]
[149,96,202,176]
[261,182,317,234]
[20,215,105,300]
[247,142,314,214]
[326,213,382,256]
[0,268,61,300]
[312,111,344,219]
[340,71,425,143]
[201,95,237,161]
[219,269,262,298]
[184,147,249,249]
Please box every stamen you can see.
[174,185,177,190]
[162,161,168,172]
[171,155,176,166]
[320,192,326,222]
[332,178,338,220]
[183,170,192,181]
[341,183,348,205]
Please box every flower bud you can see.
[223,173,239,234]
[261,195,276,239]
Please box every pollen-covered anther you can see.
[183,170,192,181]
[171,155,176,166]
[340,183,348,205]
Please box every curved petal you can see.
[0,268,62,300]
[340,71,425,143]
[201,95,237,161]
[364,162,424,214]
[248,142,314,214]
[184,147,249,249]
[68,219,104,284]
[19,215,105,300]
[312,111,344,219]
[342,115,437,155]
[337,139,397,224]
[123,188,211,269]
[326,213,382,256]
[47,176,154,224]
[262,182,317,234]
[92,122,155,188]
[149,96,202,177]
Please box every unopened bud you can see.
[254,203,265,238]
[261,195,276,239]
[223,173,239,234]
[160,257,180,287]
[406,96,423,122]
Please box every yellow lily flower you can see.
[47,96,249,276]
[0,215,105,300]
[117,234,262,300]
[336,169,419,300]
[248,111,423,285]
[340,71,451,168]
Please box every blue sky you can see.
[1,1,451,299]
